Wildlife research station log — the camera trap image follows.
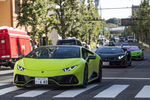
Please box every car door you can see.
[82,48,95,79]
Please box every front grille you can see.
[132,56,141,59]
[53,75,78,84]
[14,74,79,86]
[103,57,117,61]
[110,61,122,65]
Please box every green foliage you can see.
[53,0,102,44]
[106,18,121,25]
[17,0,104,45]
[130,0,150,43]
[17,0,55,45]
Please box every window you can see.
[15,0,20,14]
[82,48,94,59]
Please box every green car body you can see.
[13,46,102,87]
[131,50,144,60]
[125,46,144,60]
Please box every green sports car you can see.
[13,45,102,87]
[123,46,144,60]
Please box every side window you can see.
[82,48,94,59]
[82,48,88,59]
[87,50,94,56]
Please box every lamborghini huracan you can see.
[96,46,132,67]
[13,45,102,87]
[123,46,144,60]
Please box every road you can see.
[0,46,150,100]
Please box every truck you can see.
[0,27,32,69]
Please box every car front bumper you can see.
[14,74,79,87]
[102,59,127,67]
[132,55,143,60]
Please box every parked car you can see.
[13,45,102,88]
[0,27,32,68]
[57,39,82,46]
[96,46,132,67]
[123,46,144,60]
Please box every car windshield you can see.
[25,46,80,59]
[97,47,124,54]
[128,37,134,39]
[57,40,76,45]
[127,47,140,51]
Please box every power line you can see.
[97,7,132,10]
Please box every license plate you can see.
[35,77,48,85]
[103,62,110,66]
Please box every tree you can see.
[17,0,55,45]
[53,0,81,39]
[53,0,102,44]
[130,0,150,43]
[86,0,101,44]
[106,18,121,26]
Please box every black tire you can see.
[128,61,132,66]
[95,61,102,82]
[128,59,132,66]
[81,65,88,88]
[141,54,144,60]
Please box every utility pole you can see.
[99,0,104,36]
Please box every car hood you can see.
[18,58,83,71]
[98,53,124,59]
[131,50,142,55]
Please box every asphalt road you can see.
[0,44,150,100]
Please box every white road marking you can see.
[135,85,150,98]
[0,86,20,95]
[0,83,9,86]
[15,89,49,97]
[94,85,129,98]
[54,84,98,98]
[0,70,13,75]
[103,77,150,80]
[0,78,13,83]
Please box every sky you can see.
[99,0,141,20]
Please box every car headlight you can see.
[137,52,141,55]
[17,65,25,71]
[118,55,124,59]
[63,65,77,72]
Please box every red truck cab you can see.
[0,27,32,68]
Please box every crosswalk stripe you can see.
[0,86,20,95]
[94,85,129,98]
[0,70,13,75]
[0,83,9,86]
[135,85,150,98]
[15,89,49,97]
[54,84,98,98]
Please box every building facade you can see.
[0,0,13,27]
[0,0,59,45]
[0,0,23,29]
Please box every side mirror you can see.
[87,55,96,62]
[88,55,96,59]
[142,48,144,51]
